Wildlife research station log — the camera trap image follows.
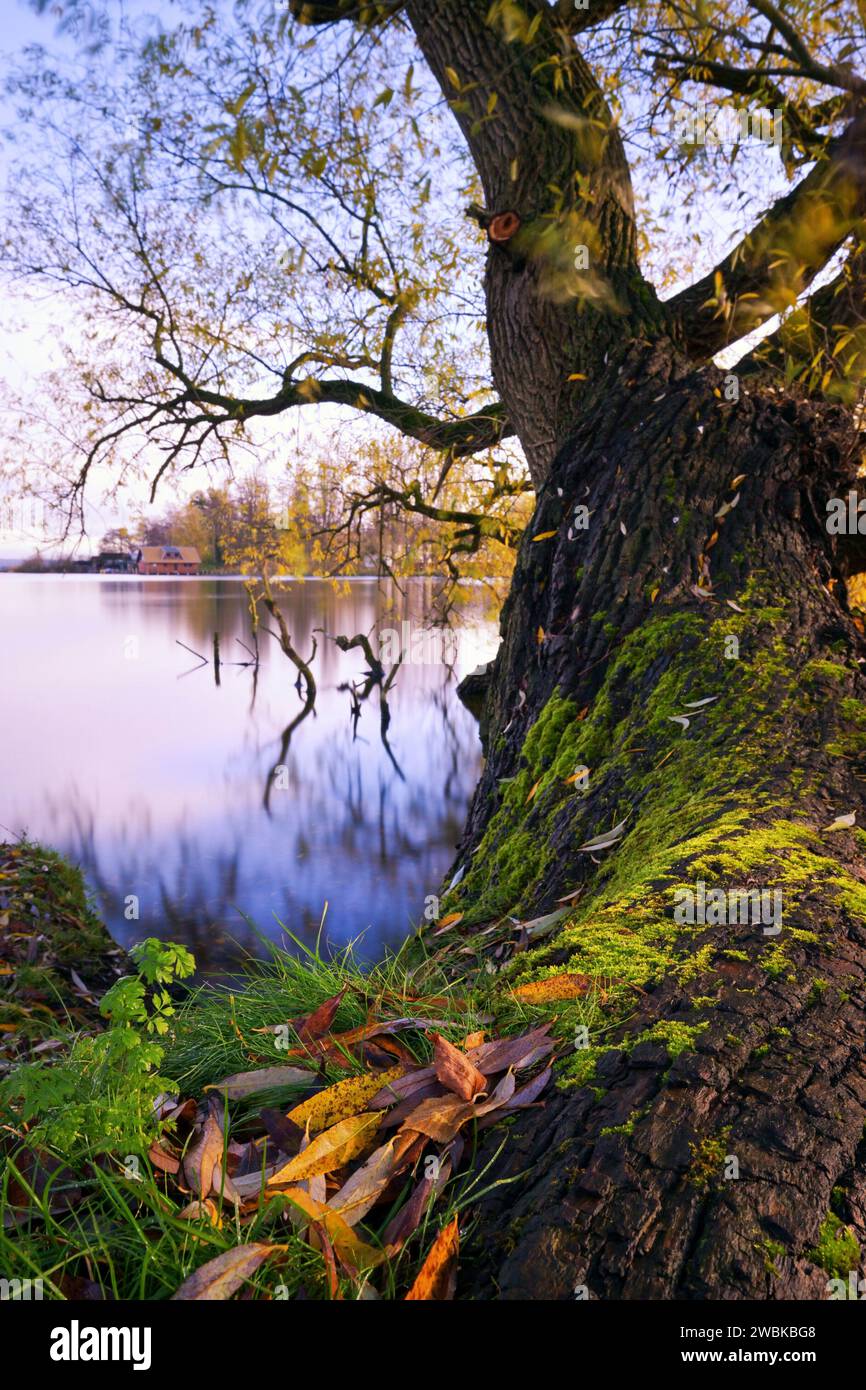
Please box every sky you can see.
[0,0,797,561]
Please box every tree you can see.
[7,0,866,1300]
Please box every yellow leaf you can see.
[283,1188,386,1267]
[567,372,587,381]
[268,1113,381,1186]
[532,530,557,542]
[513,972,592,1003]
[405,1217,459,1300]
[444,66,461,90]
[287,1067,402,1135]
[650,586,660,603]
[436,911,464,929]
[536,627,545,644]
[526,778,542,803]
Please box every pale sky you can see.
[0,0,794,560]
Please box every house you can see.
[95,551,137,574]
[136,545,201,576]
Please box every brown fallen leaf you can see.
[383,1154,452,1252]
[204,1065,314,1100]
[512,972,592,1004]
[368,1066,436,1109]
[466,1023,555,1076]
[148,1141,181,1175]
[183,1113,224,1200]
[405,1217,459,1300]
[267,1112,381,1186]
[170,1243,282,1300]
[287,1066,403,1134]
[177,1198,222,1226]
[432,1032,487,1101]
[282,1187,386,1268]
[326,1138,401,1227]
[380,1081,444,1130]
[400,1093,475,1144]
[295,987,348,1042]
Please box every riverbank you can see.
[0,841,126,1065]
[0,840,586,1300]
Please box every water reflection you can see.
[0,577,499,974]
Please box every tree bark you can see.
[438,339,866,1299]
[404,0,661,486]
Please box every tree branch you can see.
[669,111,866,358]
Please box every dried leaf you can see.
[326,1138,401,1226]
[405,1217,459,1300]
[183,1113,224,1201]
[513,972,591,1004]
[467,1024,555,1076]
[282,1187,386,1267]
[267,1112,381,1185]
[287,1066,403,1134]
[431,1032,487,1100]
[204,1066,314,1100]
[171,1243,281,1301]
[295,987,348,1041]
[400,1093,475,1144]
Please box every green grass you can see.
[0,928,564,1301]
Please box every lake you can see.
[0,576,499,975]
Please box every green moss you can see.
[688,1128,732,1191]
[757,1238,786,1277]
[802,658,851,686]
[807,1212,860,1277]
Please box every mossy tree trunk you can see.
[291,1,866,1299]
[443,340,866,1300]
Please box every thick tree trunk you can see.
[440,340,866,1299]
[405,0,661,486]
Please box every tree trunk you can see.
[405,0,661,487]
[441,339,866,1299]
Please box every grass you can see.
[0,925,584,1301]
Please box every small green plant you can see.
[807,1211,860,1278]
[0,938,194,1156]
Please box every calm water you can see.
[0,577,498,973]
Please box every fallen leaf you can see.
[287,1066,403,1134]
[204,1066,314,1100]
[177,1198,222,1226]
[267,1112,381,1186]
[434,912,464,931]
[171,1243,281,1301]
[431,1032,487,1101]
[326,1138,401,1226]
[467,1024,555,1076]
[825,811,856,832]
[513,972,591,1004]
[295,987,347,1042]
[532,530,557,542]
[577,820,627,852]
[183,1113,224,1201]
[400,1093,476,1144]
[282,1187,386,1267]
[405,1217,459,1300]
